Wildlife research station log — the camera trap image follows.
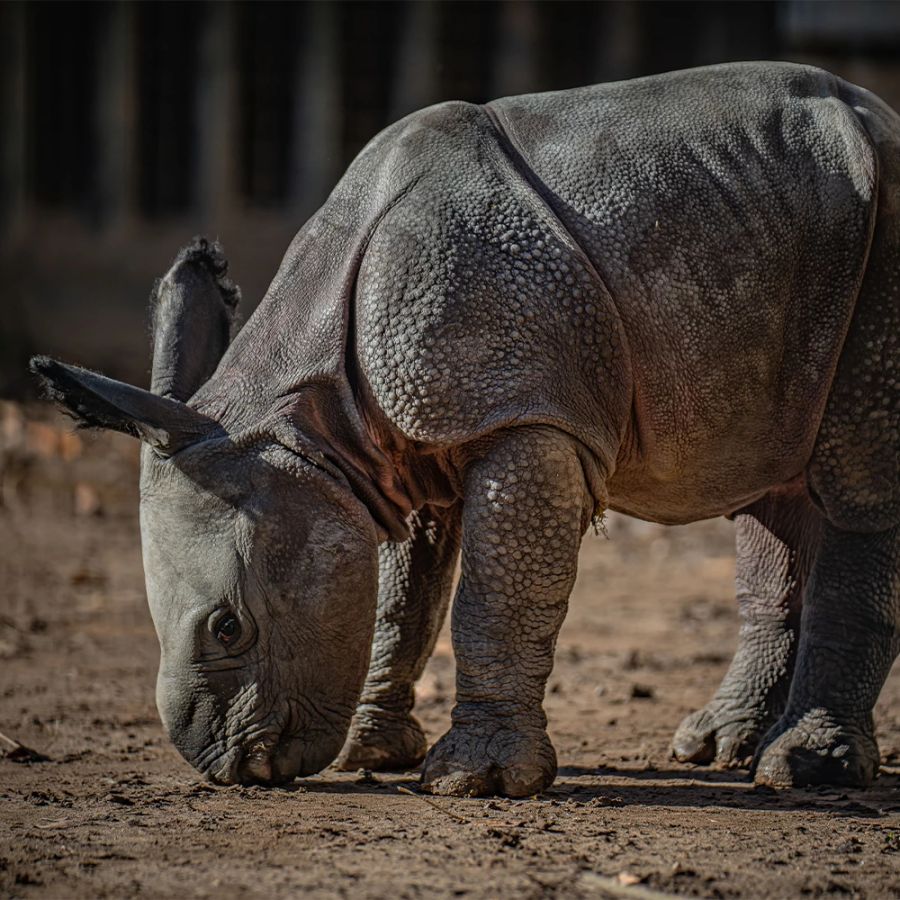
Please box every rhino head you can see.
[31,240,380,784]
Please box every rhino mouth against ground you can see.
[201,731,301,786]
[239,739,277,783]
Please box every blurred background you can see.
[2,0,900,396]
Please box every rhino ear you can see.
[150,237,240,401]
[29,356,219,457]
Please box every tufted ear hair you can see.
[150,237,240,401]
[29,356,220,457]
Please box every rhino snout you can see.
[204,733,318,787]
[204,737,281,786]
[236,739,276,784]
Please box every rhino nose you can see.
[237,742,274,784]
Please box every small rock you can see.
[630,684,655,700]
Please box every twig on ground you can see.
[34,819,76,830]
[396,786,471,824]
[0,729,50,763]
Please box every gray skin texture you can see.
[32,62,898,797]
[335,504,461,771]
[672,488,821,767]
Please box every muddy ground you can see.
[1,402,898,899]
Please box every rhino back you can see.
[487,62,878,521]
[357,63,878,523]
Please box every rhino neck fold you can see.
[273,385,414,543]
[189,127,430,539]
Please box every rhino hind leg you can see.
[672,491,820,768]
[421,427,593,798]
[335,505,461,772]
[753,522,899,788]
[806,89,900,537]
[752,97,900,788]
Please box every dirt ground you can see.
[1,402,898,900]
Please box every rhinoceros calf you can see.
[33,62,898,797]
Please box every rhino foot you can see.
[334,705,428,772]
[672,703,760,769]
[672,701,769,768]
[421,723,556,798]
[752,710,880,789]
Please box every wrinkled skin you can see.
[335,505,461,772]
[32,242,383,785]
[33,63,898,795]
[142,437,379,784]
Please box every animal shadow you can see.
[550,764,898,817]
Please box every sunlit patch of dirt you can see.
[1,404,898,899]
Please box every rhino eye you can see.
[213,614,241,646]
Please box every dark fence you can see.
[2,0,899,394]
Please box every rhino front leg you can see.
[754,523,899,788]
[672,491,820,767]
[336,504,462,772]
[421,427,594,798]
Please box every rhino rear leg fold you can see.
[421,427,594,798]
[672,492,820,768]
[753,522,899,788]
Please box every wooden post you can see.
[390,0,439,121]
[598,1,642,83]
[94,1,137,231]
[195,1,237,228]
[289,0,342,216]
[0,1,27,243]
[492,0,540,98]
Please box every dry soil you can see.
[1,403,898,899]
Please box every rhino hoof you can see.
[752,714,880,789]
[421,725,557,798]
[671,703,762,768]
[334,710,428,772]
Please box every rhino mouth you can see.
[203,732,309,786]
[239,738,277,783]
[196,703,352,786]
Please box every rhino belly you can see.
[606,450,804,526]
[602,262,867,527]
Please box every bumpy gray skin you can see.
[335,504,461,771]
[672,490,821,767]
[31,63,898,796]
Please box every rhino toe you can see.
[420,723,557,798]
